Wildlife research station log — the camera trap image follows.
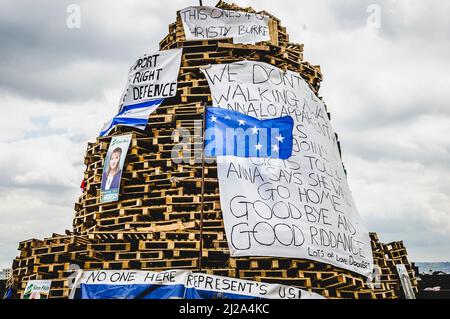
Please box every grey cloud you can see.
[0,0,175,102]
[339,122,450,171]
[0,201,74,268]
[326,0,450,42]
[367,211,450,261]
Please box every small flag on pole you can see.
[204,107,294,160]
[99,99,164,137]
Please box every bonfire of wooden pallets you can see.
[6,1,418,299]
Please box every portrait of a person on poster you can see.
[101,147,123,190]
[100,134,132,203]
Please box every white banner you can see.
[71,269,324,299]
[202,61,374,277]
[78,269,189,286]
[186,272,324,299]
[180,6,270,45]
[121,48,182,108]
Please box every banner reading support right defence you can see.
[202,61,374,277]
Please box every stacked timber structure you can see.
[7,1,418,299]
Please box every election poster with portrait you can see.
[100,134,132,203]
[202,61,374,277]
[100,49,182,137]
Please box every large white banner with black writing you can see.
[180,6,270,45]
[70,269,324,299]
[100,49,182,137]
[202,61,374,277]
[121,48,182,108]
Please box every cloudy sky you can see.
[0,0,449,268]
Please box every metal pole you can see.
[199,103,207,272]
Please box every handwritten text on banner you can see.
[202,61,374,277]
[121,48,182,108]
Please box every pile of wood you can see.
[6,1,418,299]
[8,231,417,299]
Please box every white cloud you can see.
[347,155,450,261]
[0,135,85,268]
[0,191,75,268]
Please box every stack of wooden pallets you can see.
[6,1,417,299]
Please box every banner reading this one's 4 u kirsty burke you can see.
[100,134,132,203]
[180,6,270,45]
[201,61,374,277]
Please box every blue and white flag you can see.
[205,107,294,160]
[100,99,163,137]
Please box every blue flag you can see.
[4,288,14,299]
[205,107,294,160]
[77,283,185,299]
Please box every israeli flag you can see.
[71,270,187,300]
[99,99,164,137]
[205,107,294,160]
